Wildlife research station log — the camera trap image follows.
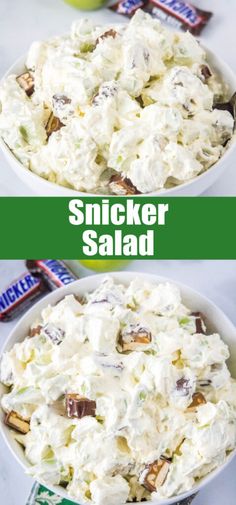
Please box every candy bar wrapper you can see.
[26,483,76,505]
[27,483,197,505]
[109,0,212,35]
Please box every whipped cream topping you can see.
[0,10,234,193]
[1,277,236,504]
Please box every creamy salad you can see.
[1,277,236,504]
[0,10,235,194]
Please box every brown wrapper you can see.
[109,0,212,35]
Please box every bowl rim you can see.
[0,271,236,504]
[1,37,236,197]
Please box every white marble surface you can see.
[0,259,236,504]
[0,0,236,195]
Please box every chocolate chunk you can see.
[109,174,141,195]
[96,29,117,45]
[187,392,206,412]
[200,65,212,81]
[43,324,65,345]
[52,94,71,107]
[29,325,42,337]
[5,411,30,434]
[191,312,206,334]
[119,325,152,352]
[196,379,212,387]
[46,113,64,138]
[176,377,191,396]
[16,72,34,97]
[141,457,171,492]
[214,92,236,122]
[65,394,96,419]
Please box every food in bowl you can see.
[0,10,235,195]
[1,276,236,504]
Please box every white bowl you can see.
[1,44,236,196]
[0,272,236,504]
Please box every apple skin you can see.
[63,0,106,10]
[79,260,131,272]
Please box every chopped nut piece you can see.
[29,325,42,337]
[65,394,96,419]
[5,411,30,434]
[119,325,152,352]
[16,72,34,97]
[141,458,171,492]
[96,29,117,45]
[46,113,64,138]
[187,392,206,412]
[200,64,212,81]
[191,312,206,334]
[109,174,141,195]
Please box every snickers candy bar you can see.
[5,411,30,434]
[187,392,206,412]
[141,457,171,492]
[110,0,147,17]
[109,174,141,195]
[26,260,77,290]
[0,272,49,322]
[119,325,152,351]
[191,312,206,334]
[16,72,34,97]
[45,113,64,138]
[65,394,96,419]
[144,0,212,35]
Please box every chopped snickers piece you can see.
[109,174,141,195]
[191,312,206,334]
[187,392,206,412]
[119,326,152,352]
[214,92,236,122]
[43,323,65,345]
[29,325,42,337]
[52,94,71,107]
[141,458,171,492]
[200,65,212,81]
[176,377,191,396]
[65,394,96,419]
[5,411,30,434]
[46,113,64,138]
[96,29,117,45]
[16,72,34,97]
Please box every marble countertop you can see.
[0,0,236,195]
[0,259,236,504]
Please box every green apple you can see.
[63,0,106,10]
[79,260,131,272]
